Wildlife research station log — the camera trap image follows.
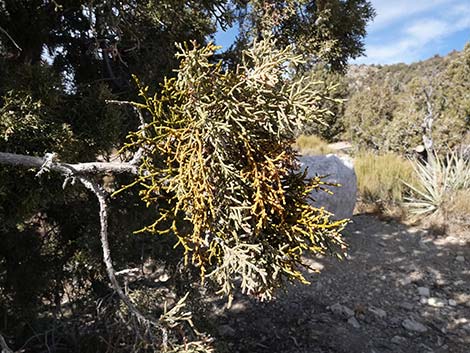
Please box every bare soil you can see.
[212,214,470,353]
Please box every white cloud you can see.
[405,19,448,42]
[368,0,453,31]
[355,0,470,64]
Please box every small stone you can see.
[330,303,354,318]
[348,316,361,329]
[418,287,430,297]
[369,307,387,319]
[419,241,430,250]
[218,324,236,337]
[448,299,457,307]
[402,318,428,333]
[401,277,412,286]
[456,256,465,262]
[400,302,414,310]
[398,246,406,253]
[427,297,446,308]
[391,336,407,345]
[157,273,170,282]
[418,343,434,352]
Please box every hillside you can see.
[341,45,470,154]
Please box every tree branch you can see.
[77,177,161,328]
[0,25,22,52]
[0,152,138,175]
[0,151,168,346]
[0,332,14,353]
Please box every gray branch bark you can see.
[0,152,138,175]
[77,177,160,328]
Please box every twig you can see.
[0,26,22,52]
[0,332,14,353]
[106,100,148,165]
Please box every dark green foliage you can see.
[234,0,375,72]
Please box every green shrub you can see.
[403,150,470,217]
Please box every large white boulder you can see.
[298,154,357,220]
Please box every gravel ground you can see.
[212,214,470,353]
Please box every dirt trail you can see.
[213,214,470,353]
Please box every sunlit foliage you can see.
[121,38,347,301]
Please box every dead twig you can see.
[0,26,22,52]
[0,332,14,353]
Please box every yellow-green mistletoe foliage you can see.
[121,38,347,300]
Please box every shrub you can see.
[403,149,470,217]
[355,151,416,204]
[294,134,334,155]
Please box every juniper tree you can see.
[0,38,347,352]
[0,1,373,351]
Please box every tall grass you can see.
[295,134,333,155]
[355,152,417,204]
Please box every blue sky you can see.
[214,0,470,65]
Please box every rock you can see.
[400,277,412,286]
[427,297,446,308]
[369,307,387,319]
[299,154,357,220]
[348,316,361,329]
[456,256,465,262]
[330,303,355,318]
[448,299,457,307]
[418,287,430,297]
[402,318,428,333]
[391,336,407,345]
[400,302,414,311]
[418,343,434,352]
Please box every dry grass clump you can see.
[440,190,470,230]
[448,190,470,217]
[355,151,417,205]
[295,134,334,155]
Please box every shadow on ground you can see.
[211,214,470,353]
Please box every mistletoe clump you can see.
[121,38,347,301]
